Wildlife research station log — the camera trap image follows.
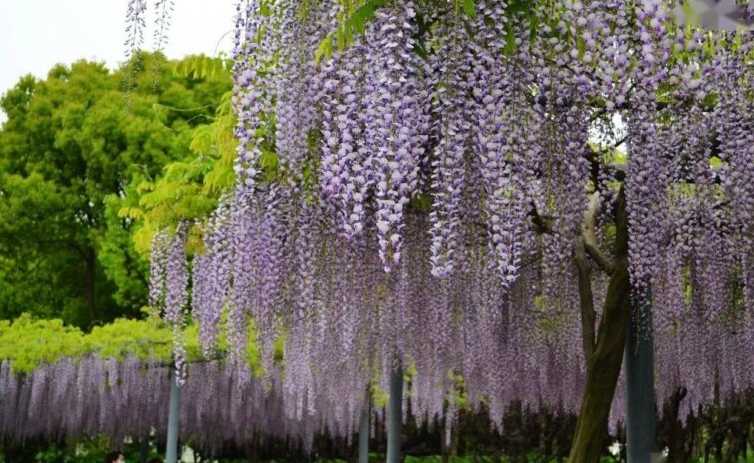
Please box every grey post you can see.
[166,375,182,463]
[624,297,657,463]
[359,393,370,463]
[386,365,403,463]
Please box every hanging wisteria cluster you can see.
[146,0,754,441]
[124,0,148,60]
[0,357,351,455]
[124,0,176,59]
[150,224,190,383]
[1,357,168,445]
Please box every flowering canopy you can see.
[145,0,754,438]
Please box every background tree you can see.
[0,53,231,327]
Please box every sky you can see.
[0,0,237,120]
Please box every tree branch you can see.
[581,192,614,275]
[574,238,596,363]
[584,240,614,275]
[529,203,554,235]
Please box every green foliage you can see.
[461,0,476,18]
[0,315,86,373]
[0,53,230,326]
[0,313,213,373]
[316,0,386,62]
[316,0,482,62]
[371,381,389,409]
[447,369,468,409]
[245,318,264,375]
[122,88,237,256]
[409,192,433,213]
[20,435,166,463]
[0,173,89,322]
[315,456,621,463]
[98,194,150,311]
[173,54,233,82]
[87,317,173,363]
[32,437,112,463]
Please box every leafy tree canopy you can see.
[0,53,231,327]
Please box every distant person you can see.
[105,451,125,463]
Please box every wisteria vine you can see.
[142,0,754,443]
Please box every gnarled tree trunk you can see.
[568,189,631,463]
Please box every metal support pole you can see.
[166,375,181,463]
[386,366,403,463]
[139,437,149,463]
[359,395,370,463]
[624,297,657,463]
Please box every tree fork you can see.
[568,188,631,463]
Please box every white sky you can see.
[0,0,237,120]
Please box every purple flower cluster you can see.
[192,201,233,357]
[1,357,167,444]
[0,357,360,455]
[275,2,334,181]
[124,0,147,60]
[624,0,674,297]
[319,42,370,239]
[364,3,431,272]
[152,0,174,52]
[232,0,274,200]
[150,223,190,384]
[148,230,169,308]
[427,14,473,278]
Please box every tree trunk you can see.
[568,189,631,463]
[451,410,460,460]
[441,418,449,463]
[83,247,97,324]
[664,387,688,463]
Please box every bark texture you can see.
[568,189,631,463]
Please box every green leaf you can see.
[681,0,698,27]
[504,24,516,56]
[315,33,336,62]
[576,34,586,59]
[350,0,387,35]
[260,0,272,17]
[462,0,476,18]
[316,0,387,62]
